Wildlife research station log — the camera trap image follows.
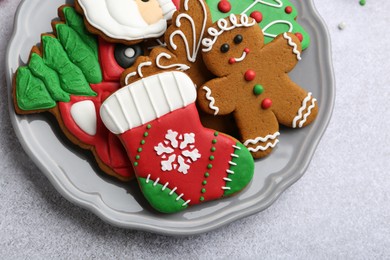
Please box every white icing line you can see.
[176,193,184,201]
[156,52,190,71]
[233,51,247,63]
[182,200,191,206]
[292,93,312,128]
[169,187,177,195]
[202,14,256,52]
[241,0,283,14]
[232,145,242,150]
[142,78,159,118]
[229,161,237,166]
[222,186,231,190]
[262,20,293,38]
[226,169,235,174]
[247,139,279,152]
[146,174,151,183]
[202,86,219,115]
[162,182,169,191]
[223,177,232,182]
[243,132,280,146]
[124,72,137,86]
[283,32,301,60]
[299,98,317,128]
[153,177,160,187]
[231,153,239,158]
[137,61,152,78]
[128,85,144,124]
[157,73,173,111]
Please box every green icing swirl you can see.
[28,53,70,102]
[16,67,56,111]
[42,35,96,96]
[138,177,188,213]
[62,6,99,59]
[56,23,102,84]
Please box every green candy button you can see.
[253,84,264,95]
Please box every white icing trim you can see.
[77,0,175,41]
[241,0,283,14]
[156,52,190,71]
[70,100,97,136]
[137,61,152,78]
[244,132,280,152]
[202,14,256,52]
[169,0,208,62]
[202,86,219,115]
[222,186,231,190]
[124,72,137,88]
[233,50,248,63]
[292,93,317,128]
[283,32,301,60]
[101,72,197,134]
[262,20,293,38]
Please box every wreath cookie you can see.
[197,14,318,158]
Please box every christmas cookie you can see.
[13,5,134,181]
[100,70,254,213]
[75,0,177,44]
[197,14,318,158]
[205,0,310,50]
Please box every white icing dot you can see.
[338,22,346,30]
[124,47,136,58]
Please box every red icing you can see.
[244,47,250,54]
[218,0,231,13]
[172,0,180,10]
[250,11,263,23]
[244,69,256,81]
[261,98,272,109]
[295,32,303,42]
[120,104,235,205]
[228,57,236,64]
[98,37,125,82]
[285,6,293,14]
[58,82,134,179]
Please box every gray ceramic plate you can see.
[6,0,335,235]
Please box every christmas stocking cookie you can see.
[100,71,254,213]
[197,14,318,158]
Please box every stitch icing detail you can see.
[137,61,153,78]
[202,14,256,52]
[292,92,317,128]
[243,132,280,146]
[246,139,279,152]
[283,32,301,60]
[202,86,219,115]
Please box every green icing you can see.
[42,35,96,96]
[56,23,102,84]
[16,67,56,111]
[138,177,188,213]
[223,142,254,196]
[62,6,99,59]
[28,53,70,102]
[206,0,310,50]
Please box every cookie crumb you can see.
[338,22,346,30]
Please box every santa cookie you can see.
[101,70,254,213]
[75,0,177,44]
[197,14,318,158]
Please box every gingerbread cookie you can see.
[75,0,177,44]
[206,0,310,50]
[101,70,254,213]
[13,5,134,181]
[197,14,318,158]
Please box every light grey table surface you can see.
[0,0,389,259]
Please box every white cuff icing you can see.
[101,71,197,135]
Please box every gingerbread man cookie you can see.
[197,14,318,158]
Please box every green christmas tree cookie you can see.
[206,0,310,50]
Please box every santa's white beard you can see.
[78,0,176,41]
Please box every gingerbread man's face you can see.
[202,15,264,76]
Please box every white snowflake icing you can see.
[154,129,201,174]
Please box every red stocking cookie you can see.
[197,14,318,158]
[100,71,254,213]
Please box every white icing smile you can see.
[229,48,250,64]
[77,0,176,41]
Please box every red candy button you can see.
[244,69,256,81]
[285,6,293,14]
[218,0,231,13]
[295,32,303,42]
[261,98,272,109]
[250,11,263,23]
